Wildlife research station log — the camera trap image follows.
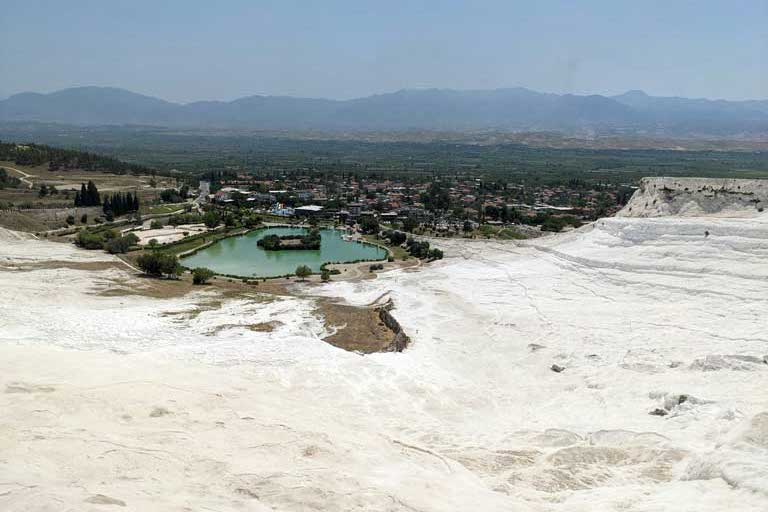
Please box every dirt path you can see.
[3,166,35,189]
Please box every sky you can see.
[0,0,766,103]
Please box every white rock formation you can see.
[618,177,768,217]
[1,185,767,511]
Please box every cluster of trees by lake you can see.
[381,229,443,260]
[137,251,182,278]
[257,228,321,251]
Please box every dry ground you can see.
[0,161,177,231]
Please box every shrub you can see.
[66,215,75,225]
[80,214,88,224]
[150,219,163,229]
[295,265,312,280]
[192,267,215,285]
[321,269,331,282]
[428,248,444,260]
[75,230,105,250]
[105,233,139,254]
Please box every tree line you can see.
[103,191,140,217]
[0,141,152,175]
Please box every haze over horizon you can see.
[1,0,766,103]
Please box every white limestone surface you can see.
[1,212,767,511]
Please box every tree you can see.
[74,181,102,207]
[160,189,182,203]
[105,233,139,254]
[136,252,181,278]
[402,217,418,232]
[295,265,312,281]
[203,211,220,229]
[192,267,215,285]
[321,269,331,282]
[86,180,101,206]
[66,215,75,225]
[384,230,407,246]
[150,219,163,229]
[421,182,451,212]
[38,184,49,198]
[103,191,139,217]
[359,216,379,234]
[80,213,88,224]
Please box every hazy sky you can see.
[1,0,765,102]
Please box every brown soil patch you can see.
[0,211,51,232]
[248,321,282,332]
[318,299,402,354]
[4,260,123,273]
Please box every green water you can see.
[181,227,387,277]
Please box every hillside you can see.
[1,86,767,137]
[619,177,768,217]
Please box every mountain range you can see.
[1,86,767,137]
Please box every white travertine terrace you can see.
[1,181,767,511]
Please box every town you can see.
[203,170,632,238]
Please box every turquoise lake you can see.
[181,227,387,277]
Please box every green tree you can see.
[105,233,139,254]
[359,216,379,234]
[136,252,181,278]
[402,217,418,232]
[192,267,215,285]
[203,211,220,229]
[321,269,331,282]
[295,265,312,281]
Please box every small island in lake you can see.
[257,227,322,251]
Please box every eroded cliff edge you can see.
[618,177,768,217]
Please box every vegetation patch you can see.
[257,227,321,251]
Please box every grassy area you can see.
[143,203,188,215]
[0,160,175,210]
[362,234,408,260]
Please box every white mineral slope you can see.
[619,177,768,217]
[2,210,768,511]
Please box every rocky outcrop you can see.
[377,299,410,352]
[618,177,768,218]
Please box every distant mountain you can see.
[1,86,766,137]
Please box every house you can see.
[294,205,325,217]
[347,202,363,217]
